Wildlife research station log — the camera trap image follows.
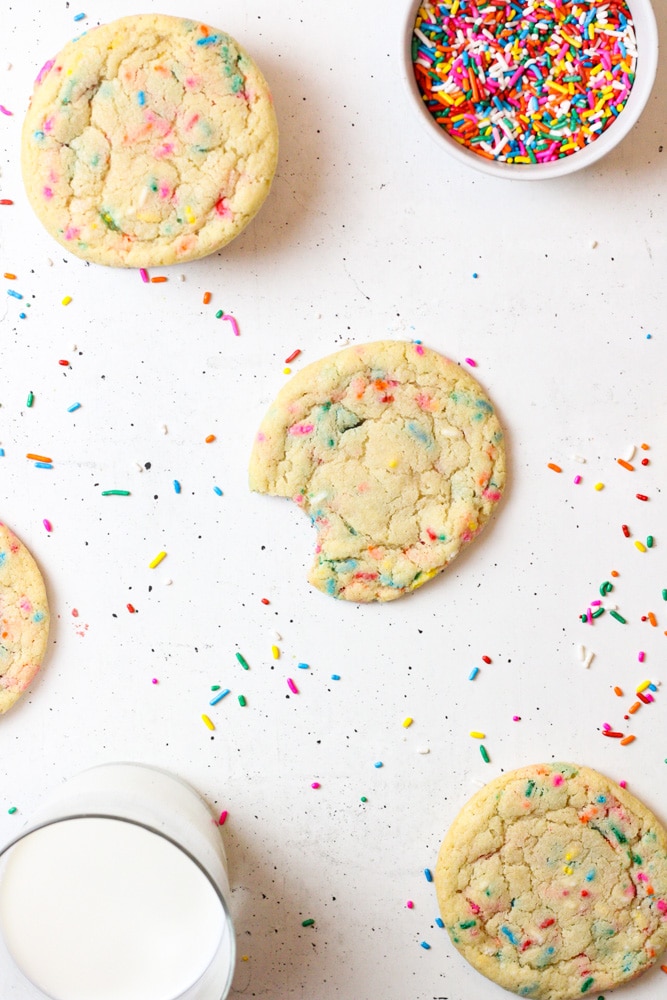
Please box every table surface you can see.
[1,2,666,998]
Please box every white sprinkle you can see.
[417,747,430,755]
[575,644,586,662]
[46,258,54,267]
[135,462,144,473]
[180,274,186,281]
[590,240,598,249]
[71,344,77,351]
[164,578,173,586]
[572,454,587,464]
[584,650,595,669]
[274,632,282,642]
[414,26,436,48]
[161,424,168,435]
[621,444,636,463]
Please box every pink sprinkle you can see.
[638,651,645,662]
[414,344,424,355]
[573,475,581,484]
[464,357,477,367]
[552,774,564,787]
[657,899,667,912]
[43,518,53,532]
[468,901,481,914]
[0,105,12,116]
[221,313,240,337]
[71,608,79,618]
[602,723,612,731]
[619,780,627,788]
[406,900,414,909]
[35,58,55,85]
[218,810,228,826]
[311,782,320,789]
[587,608,593,624]
[289,423,314,437]
[287,677,299,694]
[591,600,602,607]
[512,715,521,721]
[43,187,53,200]
[139,268,149,283]
[151,678,158,684]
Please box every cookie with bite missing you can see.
[0,522,50,713]
[434,762,667,1000]
[21,14,278,267]
[249,340,505,602]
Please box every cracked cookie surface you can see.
[0,522,50,714]
[21,14,278,267]
[435,763,667,1000]
[249,340,505,602]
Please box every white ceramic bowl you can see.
[402,0,659,179]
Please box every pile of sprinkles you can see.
[412,0,638,164]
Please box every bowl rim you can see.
[401,0,659,180]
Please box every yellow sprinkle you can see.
[565,853,573,861]
[637,679,651,693]
[271,645,280,660]
[185,206,195,224]
[283,367,291,374]
[635,541,647,553]
[469,731,485,739]
[241,955,249,962]
[62,295,72,306]
[594,482,605,491]
[403,717,413,728]
[563,865,573,875]
[388,459,398,468]
[201,714,215,731]
[148,550,167,569]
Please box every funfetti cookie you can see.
[0,522,50,714]
[249,340,505,602]
[435,762,667,1000]
[21,15,278,267]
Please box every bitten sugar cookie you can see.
[21,15,278,267]
[435,763,667,1000]
[0,522,50,713]
[249,340,505,602]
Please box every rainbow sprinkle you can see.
[413,0,638,165]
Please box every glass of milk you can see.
[0,763,235,1000]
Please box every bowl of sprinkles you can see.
[405,0,658,178]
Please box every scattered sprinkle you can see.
[139,268,149,283]
[126,603,135,614]
[210,689,230,706]
[424,869,433,882]
[406,900,414,909]
[636,494,649,502]
[374,761,383,768]
[148,551,167,569]
[205,434,216,443]
[287,677,299,694]
[301,918,315,927]
[470,731,485,739]
[617,459,634,472]
[201,714,215,731]
[609,610,627,624]
[403,717,413,728]
[420,941,431,950]
[101,489,130,496]
[26,391,34,408]
[238,694,247,707]
[218,810,228,826]
[213,486,223,496]
[42,519,52,533]
[61,296,72,306]
[221,313,240,336]
[298,662,309,670]
[203,291,212,305]
[481,655,492,664]
[547,463,562,473]
[73,12,86,21]
[285,349,301,364]
[468,667,479,680]
[465,357,477,367]
[151,276,167,283]
[173,480,181,493]
[67,402,81,412]
[236,652,250,670]
[594,483,605,491]
[480,745,490,763]
[311,781,320,789]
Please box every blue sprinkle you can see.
[374,761,383,768]
[648,683,658,691]
[73,12,86,20]
[646,333,652,339]
[137,91,145,106]
[424,868,433,882]
[173,480,181,494]
[435,917,444,928]
[19,313,26,319]
[67,402,81,412]
[34,462,53,469]
[468,667,479,680]
[585,869,596,882]
[209,688,230,706]
[501,925,520,946]
[196,34,220,45]
[331,674,340,680]
[472,272,479,279]
[32,611,45,623]
[213,486,223,496]
[420,941,431,950]
[0,449,4,457]
[297,662,309,670]
[7,289,23,299]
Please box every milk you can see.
[0,816,229,1000]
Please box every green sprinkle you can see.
[26,391,34,407]
[101,489,131,496]
[301,918,315,927]
[211,684,221,691]
[360,796,368,802]
[662,589,667,601]
[609,610,627,623]
[480,745,490,763]
[610,824,627,844]
[7,806,17,814]
[580,977,594,993]
[591,607,605,618]
[599,581,613,595]
[215,309,223,319]
[238,694,246,706]
[235,652,250,670]
[525,780,535,797]
[459,920,476,929]
[647,536,654,548]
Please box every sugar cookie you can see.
[21,15,278,267]
[435,762,667,999]
[249,340,505,602]
[0,522,50,713]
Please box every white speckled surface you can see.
[1,2,666,998]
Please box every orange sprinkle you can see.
[547,463,562,473]
[620,734,636,746]
[617,458,634,471]
[613,686,623,696]
[648,612,658,627]
[646,886,654,895]
[3,272,16,279]
[203,291,211,304]
[151,276,167,283]
[628,702,641,714]
[205,434,216,443]
[610,570,619,577]
[660,964,667,973]
[26,453,52,463]
[641,443,650,450]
